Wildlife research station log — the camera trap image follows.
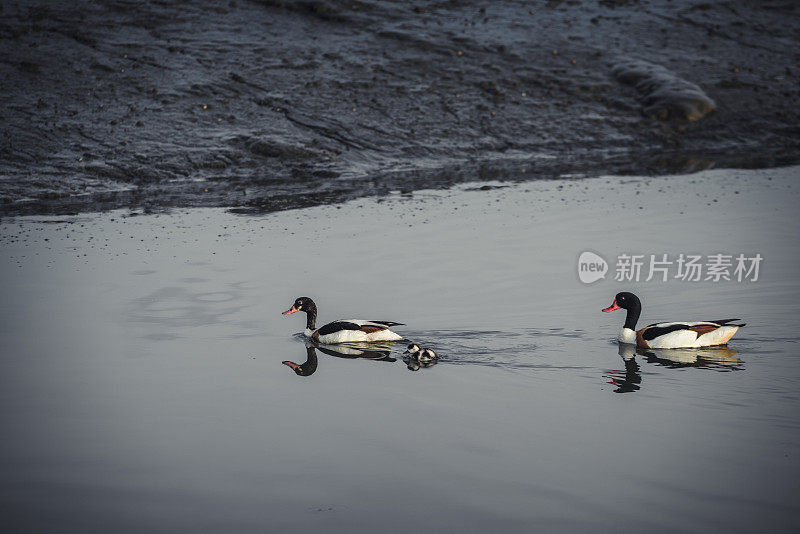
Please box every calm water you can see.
[1,167,799,532]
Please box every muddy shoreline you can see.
[1,0,798,216]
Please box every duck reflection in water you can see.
[604,344,642,393]
[282,346,319,377]
[315,342,396,363]
[605,343,743,393]
[638,344,742,370]
[282,342,398,377]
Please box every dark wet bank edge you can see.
[3,148,797,218]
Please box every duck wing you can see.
[641,322,712,341]
[640,320,745,342]
[318,319,403,335]
[316,321,363,336]
[706,318,746,327]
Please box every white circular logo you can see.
[578,251,608,284]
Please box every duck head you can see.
[404,343,421,355]
[282,297,316,315]
[282,297,318,329]
[603,291,642,338]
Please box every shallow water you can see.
[1,167,799,532]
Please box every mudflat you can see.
[2,1,799,215]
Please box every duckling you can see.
[404,343,439,362]
[418,348,438,362]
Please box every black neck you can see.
[305,305,317,330]
[624,302,641,330]
[298,347,318,376]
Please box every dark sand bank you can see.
[1,0,799,216]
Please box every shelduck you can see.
[602,291,745,349]
[282,297,404,343]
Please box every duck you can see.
[282,297,404,343]
[404,343,439,362]
[602,291,745,349]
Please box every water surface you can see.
[1,167,799,532]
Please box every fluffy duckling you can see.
[404,343,439,362]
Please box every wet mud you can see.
[1,0,798,216]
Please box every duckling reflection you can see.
[282,346,318,377]
[604,343,641,393]
[639,345,742,370]
[404,356,439,371]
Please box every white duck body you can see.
[637,322,741,349]
[305,319,404,344]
